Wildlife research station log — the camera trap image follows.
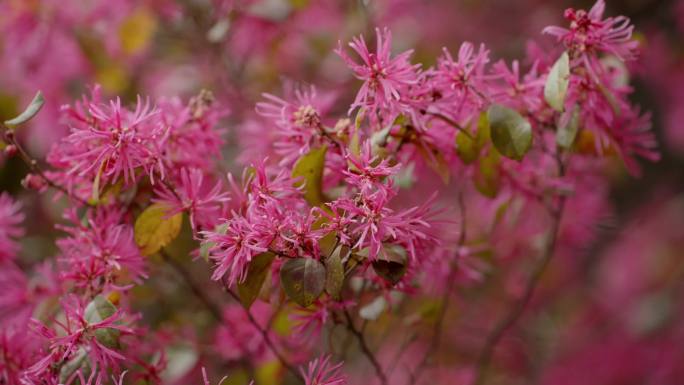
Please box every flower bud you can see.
[22,173,47,191]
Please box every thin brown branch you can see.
[471,187,567,385]
[427,112,474,140]
[409,192,467,384]
[343,309,388,385]
[160,250,224,322]
[225,288,303,382]
[2,123,92,207]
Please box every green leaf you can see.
[237,252,276,309]
[84,295,119,348]
[455,130,478,164]
[474,149,501,198]
[200,223,229,262]
[488,104,533,161]
[134,203,183,255]
[325,246,346,299]
[556,105,580,149]
[292,145,328,206]
[59,348,88,384]
[476,111,491,147]
[544,51,570,112]
[4,91,45,127]
[456,112,489,164]
[372,244,408,285]
[280,258,326,307]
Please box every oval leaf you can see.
[556,105,580,149]
[455,130,478,164]
[325,246,346,299]
[59,348,88,384]
[488,104,532,161]
[4,91,45,127]
[292,145,328,206]
[280,258,326,307]
[237,252,276,309]
[544,51,570,112]
[84,295,120,348]
[134,203,183,255]
[474,149,501,198]
[372,244,408,285]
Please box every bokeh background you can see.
[1,0,683,384]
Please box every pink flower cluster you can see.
[0,1,668,385]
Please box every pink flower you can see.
[156,92,226,172]
[336,27,419,114]
[204,215,269,285]
[543,0,638,61]
[0,262,60,327]
[300,355,347,385]
[0,328,43,385]
[255,84,336,166]
[343,140,400,199]
[154,168,230,232]
[0,193,24,263]
[56,208,147,292]
[27,296,135,384]
[490,60,545,113]
[48,87,167,191]
[430,42,491,119]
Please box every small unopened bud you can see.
[22,173,47,191]
[3,144,17,158]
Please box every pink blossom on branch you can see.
[336,27,420,115]
[0,193,24,263]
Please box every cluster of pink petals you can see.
[300,355,347,385]
[55,208,147,293]
[47,87,226,201]
[153,168,230,232]
[0,193,24,263]
[336,27,420,115]
[543,0,639,61]
[203,163,312,285]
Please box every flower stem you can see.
[471,188,567,385]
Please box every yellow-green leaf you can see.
[237,252,276,309]
[476,111,491,147]
[325,246,346,299]
[556,105,580,149]
[119,8,157,55]
[134,203,182,255]
[256,360,281,385]
[292,145,328,206]
[544,51,570,112]
[455,129,478,164]
[474,149,501,198]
